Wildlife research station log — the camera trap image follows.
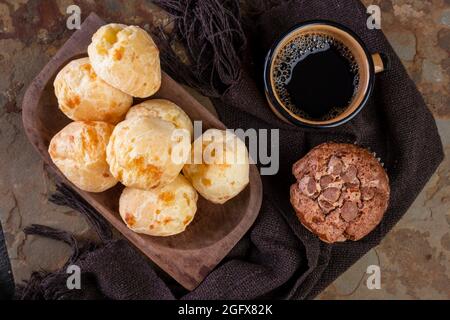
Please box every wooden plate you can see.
[22,13,263,290]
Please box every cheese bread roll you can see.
[54,57,133,124]
[106,117,190,190]
[88,24,161,98]
[119,175,198,236]
[183,129,250,204]
[49,121,118,192]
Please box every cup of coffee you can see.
[264,20,386,128]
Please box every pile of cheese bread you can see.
[49,24,250,237]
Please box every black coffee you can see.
[273,34,359,121]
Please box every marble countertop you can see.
[0,0,448,299]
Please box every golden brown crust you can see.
[88,24,161,98]
[290,143,390,243]
[119,175,198,236]
[182,129,250,204]
[54,57,133,124]
[48,121,118,193]
[106,117,190,190]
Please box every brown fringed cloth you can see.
[17,0,443,300]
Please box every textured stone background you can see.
[0,0,448,299]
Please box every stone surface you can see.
[440,8,450,27]
[0,0,448,299]
[385,29,416,61]
[422,59,444,83]
[366,0,450,118]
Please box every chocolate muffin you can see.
[290,143,390,243]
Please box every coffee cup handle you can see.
[372,53,388,73]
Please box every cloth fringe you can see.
[153,0,246,97]
[49,184,112,242]
[23,225,80,266]
[16,184,111,300]
[17,225,81,300]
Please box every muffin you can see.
[106,116,190,190]
[119,175,198,236]
[48,121,118,192]
[290,142,390,243]
[88,24,161,98]
[54,57,133,124]
[183,129,249,204]
[126,99,194,139]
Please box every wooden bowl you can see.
[22,13,263,290]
